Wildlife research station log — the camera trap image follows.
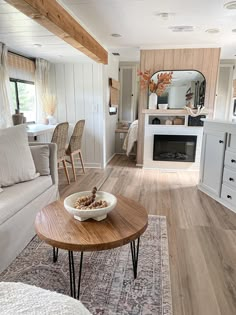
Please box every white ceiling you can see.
[60,0,236,61]
[0,0,236,62]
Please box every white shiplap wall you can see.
[50,62,104,168]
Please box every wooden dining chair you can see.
[66,120,85,181]
[51,122,70,184]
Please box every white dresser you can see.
[199,119,236,213]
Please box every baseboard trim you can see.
[84,163,102,169]
[104,153,116,167]
[66,163,102,169]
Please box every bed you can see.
[122,120,138,156]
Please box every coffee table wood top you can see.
[35,195,148,252]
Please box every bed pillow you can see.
[30,145,50,176]
[0,125,39,187]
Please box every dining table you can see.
[27,123,74,143]
[27,124,56,142]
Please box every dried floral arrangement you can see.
[42,93,57,116]
[138,70,173,96]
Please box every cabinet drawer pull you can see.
[231,159,236,163]
[219,140,224,143]
[229,177,235,182]
[227,195,232,199]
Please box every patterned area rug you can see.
[0,216,172,315]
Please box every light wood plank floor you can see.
[59,155,236,315]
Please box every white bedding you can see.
[122,120,138,156]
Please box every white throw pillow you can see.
[30,145,50,176]
[0,125,39,187]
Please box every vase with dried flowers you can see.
[138,70,173,109]
[42,93,57,125]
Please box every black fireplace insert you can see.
[153,135,197,162]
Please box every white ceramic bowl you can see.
[64,191,117,221]
[158,104,168,110]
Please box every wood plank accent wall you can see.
[50,63,104,168]
[137,48,221,165]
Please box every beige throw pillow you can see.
[30,145,50,176]
[0,125,39,187]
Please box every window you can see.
[10,78,36,122]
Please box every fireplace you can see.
[153,135,197,162]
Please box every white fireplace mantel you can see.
[143,110,205,170]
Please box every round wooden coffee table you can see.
[35,195,148,299]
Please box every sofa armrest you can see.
[29,142,58,185]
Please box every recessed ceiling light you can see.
[33,44,42,48]
[154,12,175,20]
[224,1,236,9]
[154,12,169,20]
[169,26,194,32]
[111,33,122,37]
[205,28,220,34]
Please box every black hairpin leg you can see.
[68,251,84,299]
[53,247,59,263]
[68,251,76,298]
[130,237,140,279]
[77,252,84,300]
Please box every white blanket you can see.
[0,282,91,315]
[123,120,138,156]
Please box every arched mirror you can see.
[148,70,206,110]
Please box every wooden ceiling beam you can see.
[5,0,108,64]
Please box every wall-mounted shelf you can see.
[148,115,186,126]
[143,109,208,127]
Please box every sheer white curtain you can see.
[35,58,50,123]
[0,43,12,128]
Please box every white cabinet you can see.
[199,120,236,213]
[199,130,226,196]
[221,184,236,207]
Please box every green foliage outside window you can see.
[10,79,36,122]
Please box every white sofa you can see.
[0,142,59,273]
